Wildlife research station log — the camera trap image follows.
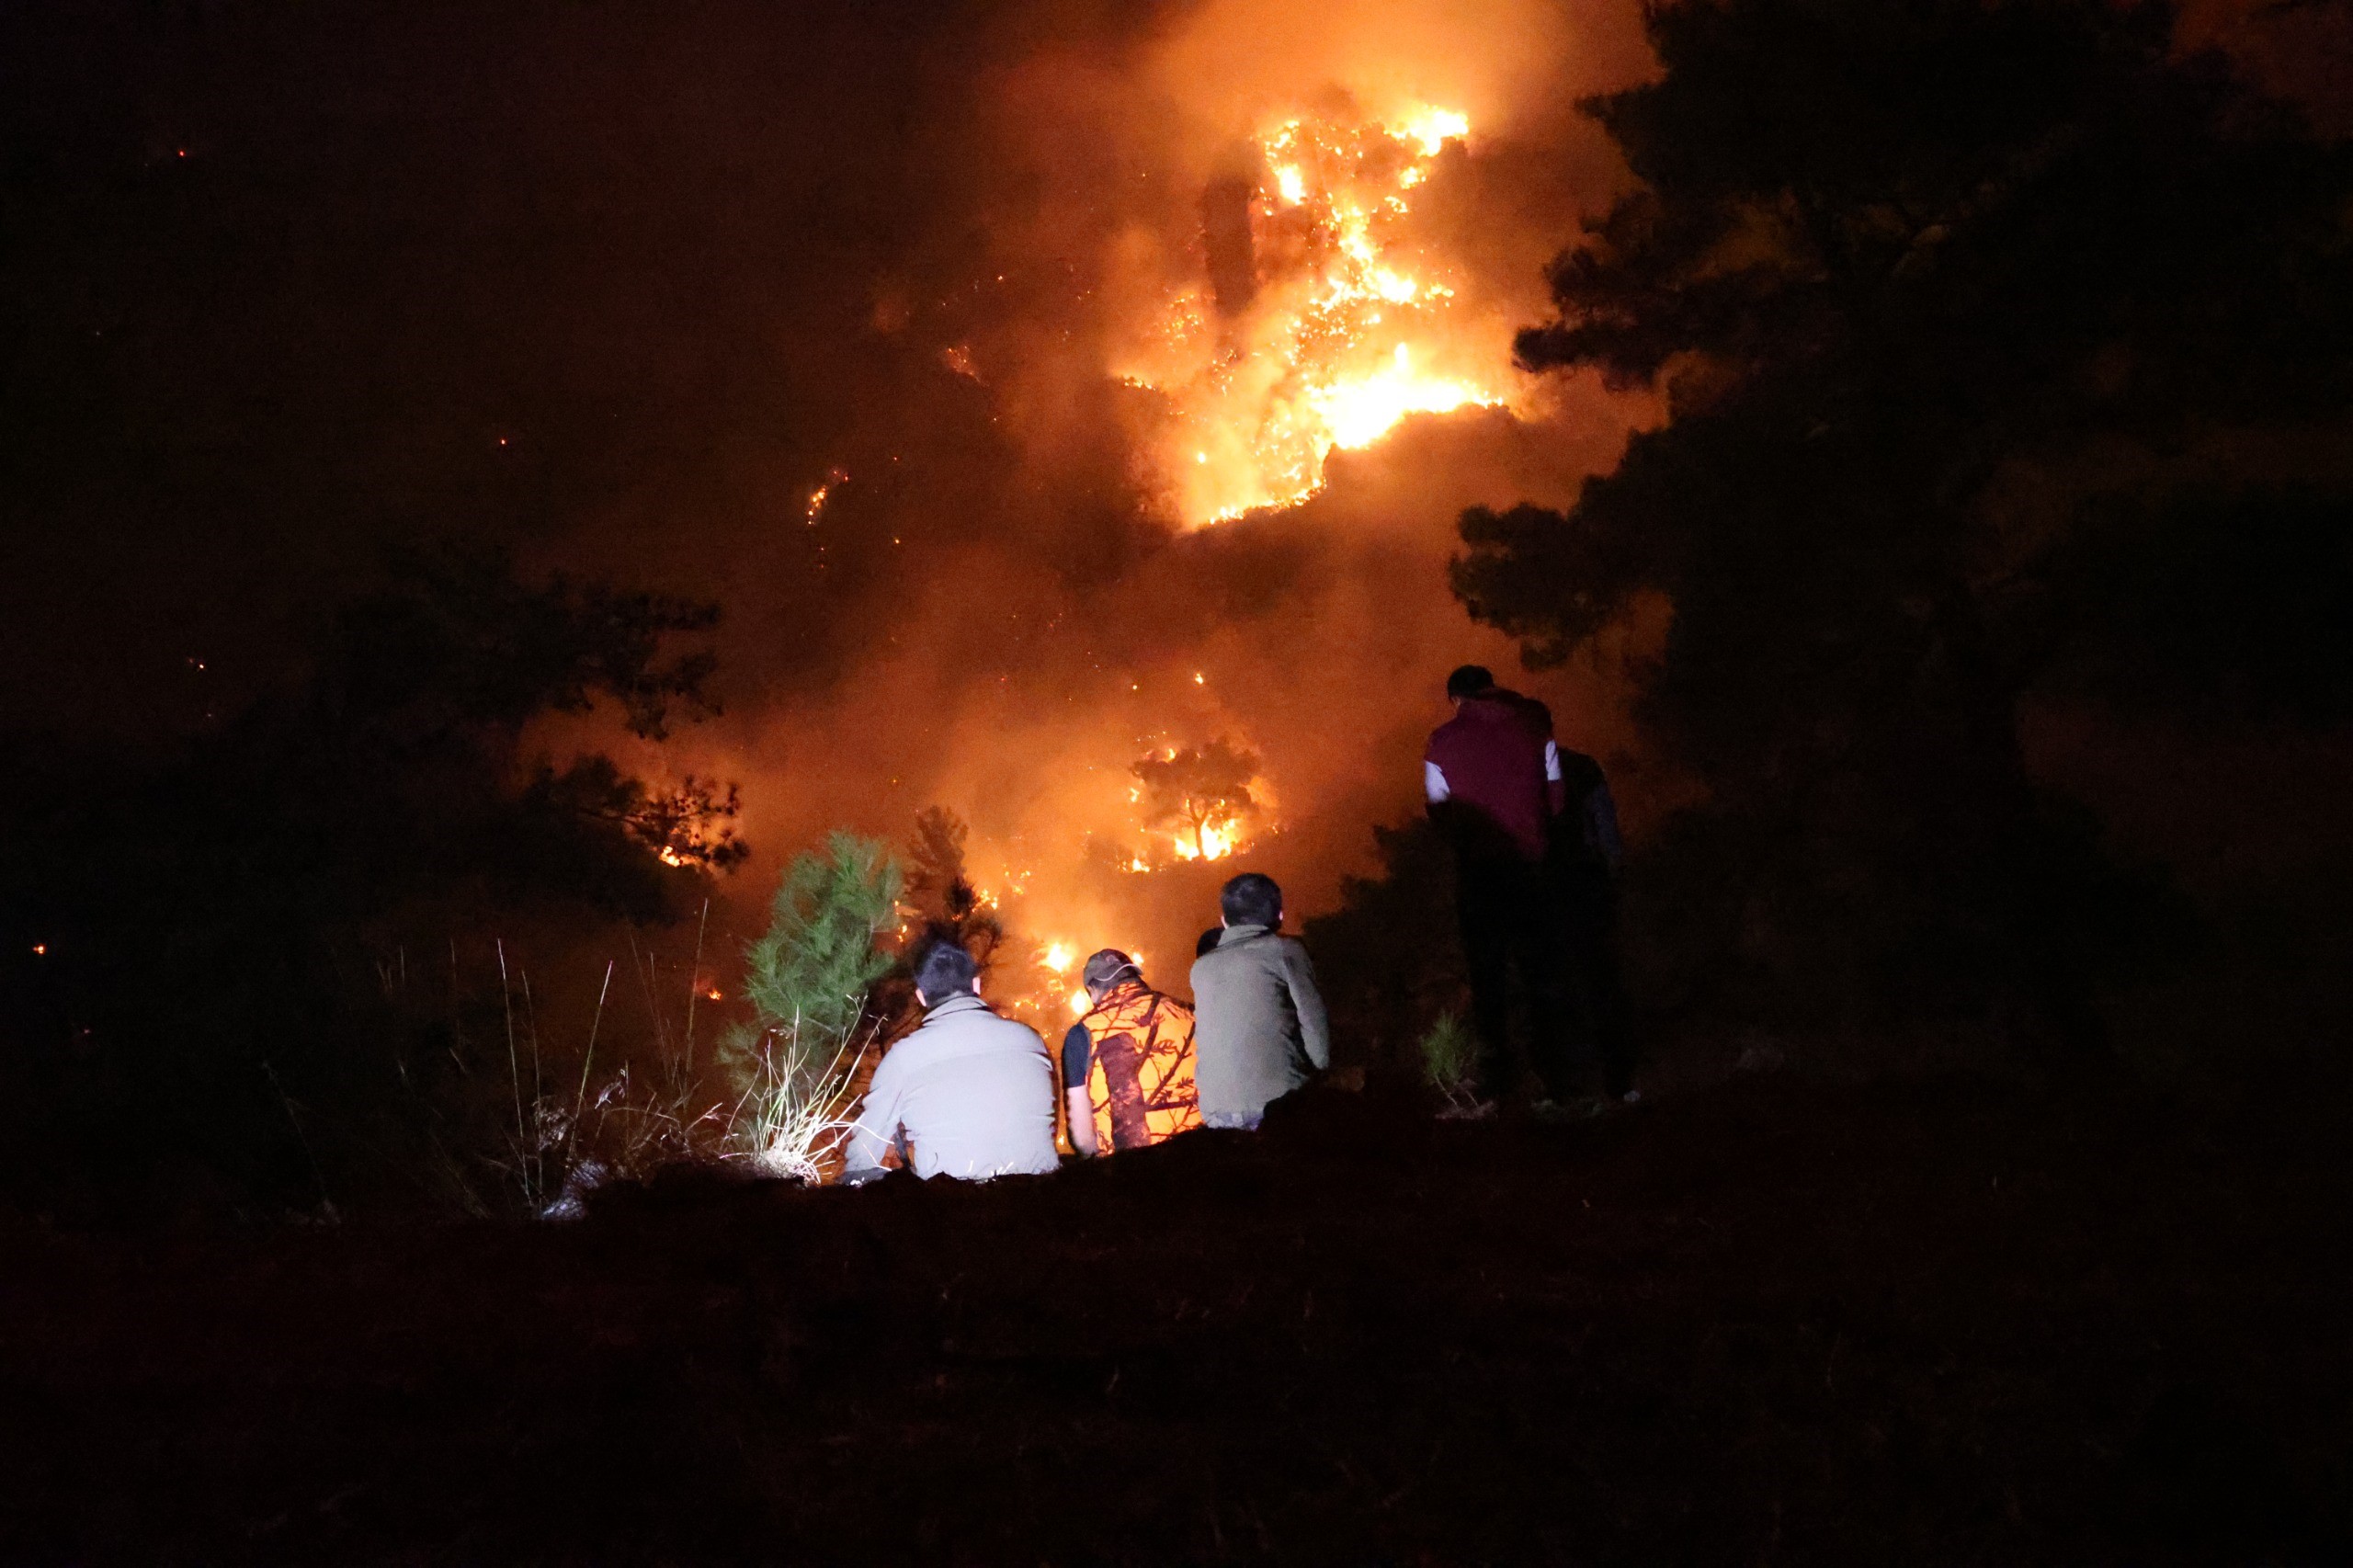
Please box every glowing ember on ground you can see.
[1114,103,1512,526]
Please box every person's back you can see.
[1062,949,1201,1156]
[1425,684,1559,866]
[846,941,1059,1181]
[1188,872,1329,1128]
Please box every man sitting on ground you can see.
[843,937,1060,1182]
[1189,872,1330,1130]
[1062,949,1201,1157]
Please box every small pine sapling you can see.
[1418,1011,1483,1114]
[722,834,904,1178]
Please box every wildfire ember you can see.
[804,467,847,525]
[1115,103,1510,526]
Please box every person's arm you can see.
[1285,941,1332,1072]
[1060,1022,1097,1156]
[1424,758,1450,806]
[842,1052,904,1177]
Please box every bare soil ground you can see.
[3,1074,2347,1564]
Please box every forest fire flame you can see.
[960,731,1275,1028]
[1169,819,1242,861]
[1116,103,1509,526]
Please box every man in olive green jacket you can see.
[1189,872,1330,1129]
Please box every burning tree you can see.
[1132,739,1262,862]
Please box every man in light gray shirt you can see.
[1189,872,1330,1130]
[843,939,1060,1182]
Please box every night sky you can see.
[5,0,2348,933]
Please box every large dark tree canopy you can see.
[1512,0,2350,420]
[0,551,743,1213]
[1456,0,2353,1032]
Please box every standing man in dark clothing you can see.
[1548,739,1635,1103]
[1425,665,1634,1110]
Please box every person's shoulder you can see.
[1190,943,1234,985]
[867,1028,921,1081]
[1501,689,1554,732]
[1226,929,1296,968]
[986,1010,1046,1048]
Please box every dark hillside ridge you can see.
[3,1076,2347,1563]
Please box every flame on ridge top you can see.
[1115,103,1510,527]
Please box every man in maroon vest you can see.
[1425,665,1632,1113]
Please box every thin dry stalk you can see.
[521,964,544,1198]
[263,1058,339,1222]
[574,958,616,1127]
[497,938,524,1179]
[627,927,672,1063]
[681,897,710,1071]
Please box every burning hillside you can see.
[550,0,1657,1017]
[1114,102,1518,526]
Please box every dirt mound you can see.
[3,1075,2347,1563]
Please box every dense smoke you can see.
[551,0,1665,1015]
[0,0,1655,1027]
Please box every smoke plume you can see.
[556,0,1667,1017]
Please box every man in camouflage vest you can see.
[1062,949,1202,1156]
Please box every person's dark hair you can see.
[1446,664,1496,699]
[912,937,980,1001]
[1220,871,1283,928]
[1082,949,1140,994]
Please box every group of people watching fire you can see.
[842,665,1631,1182]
